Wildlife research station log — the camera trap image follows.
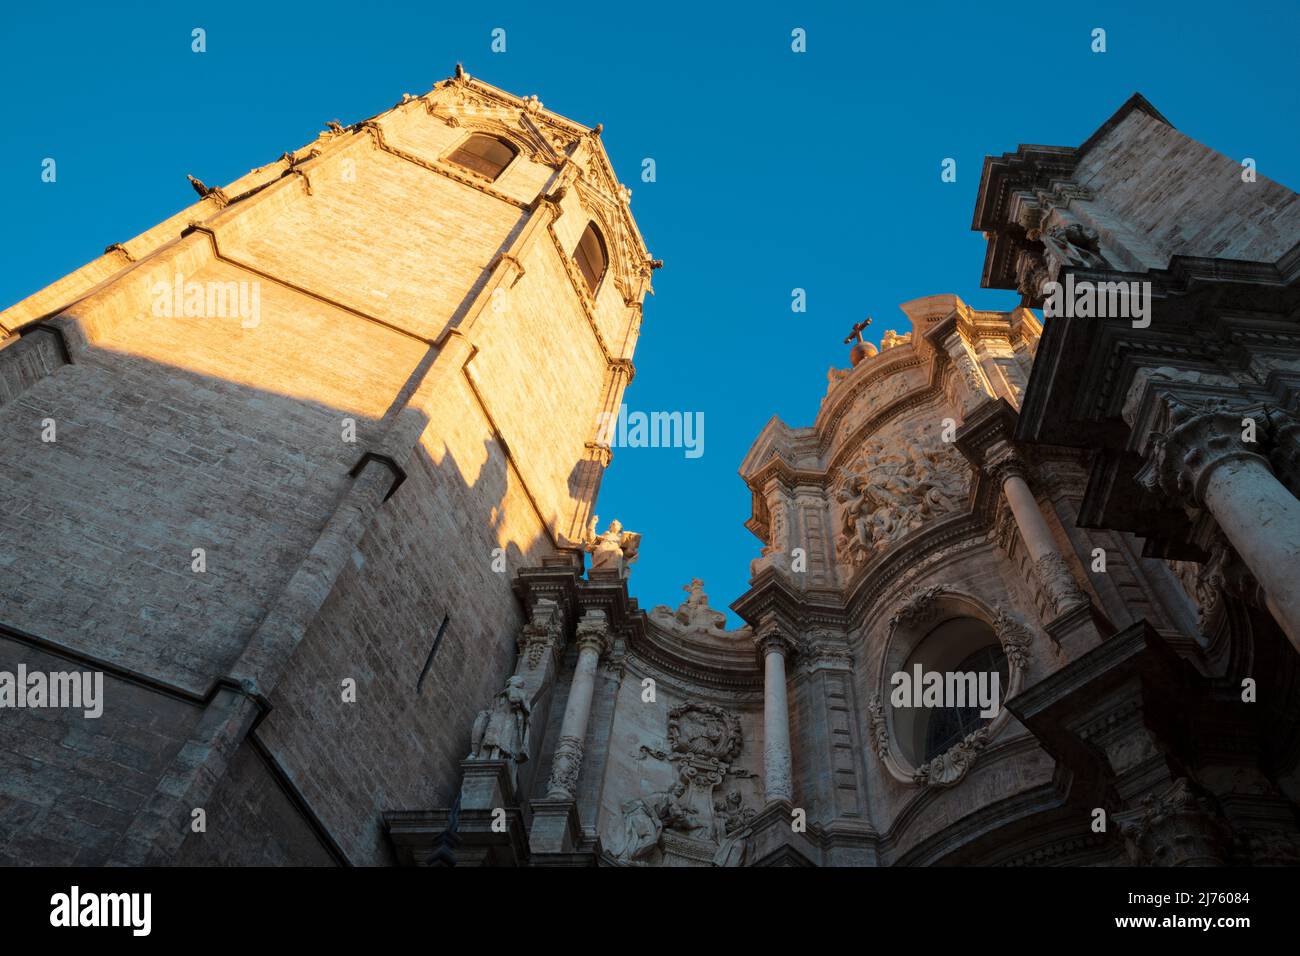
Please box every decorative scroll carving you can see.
[870,593,1036,789]
[1114,778,1232,867]
[667,703,743,763]
[991,605,1034,671]
[867,694,890,761]
[1032,551,1089,617]
[914,727,991,787]
[887,584,946,634]
[834,435,969,567]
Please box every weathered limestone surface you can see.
[1075,107,1300,268]
[4,85,1300,869]
[0,72,654,865]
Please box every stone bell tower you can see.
[0,69,656,864]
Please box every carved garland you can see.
[868,588,1035,788]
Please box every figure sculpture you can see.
[585,516,641,579]
[468,675,531,765]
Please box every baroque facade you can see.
[3,80,1299,866]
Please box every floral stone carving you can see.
[869,594,1036,789]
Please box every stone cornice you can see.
[426,71,654,269]
[971,94,1173,295]
[953,397,1021,472]
[730,569,848,636]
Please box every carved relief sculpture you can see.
[834,433,969,567]
[613,702,754,866]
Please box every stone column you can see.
[1114,778,1231,867]
[545,610,609,799]
[755,626,796,804]
[1137,402,1300,652]
[989,448,1087,618]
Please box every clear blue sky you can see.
[3,1,1298,626]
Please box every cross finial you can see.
[843,317,873,345]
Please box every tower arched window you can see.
[574,222,608,296]
[445,133,517,181]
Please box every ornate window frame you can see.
[439,129,524,182]
[867,585,1033,788]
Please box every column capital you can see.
[983,439,1031,486]
[574,609,611,658]
[516,598,566,671]
[1114,778,1232,867]
[753,621,798,660]
[1136,398,1273,509]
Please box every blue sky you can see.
[3,1,1298,626]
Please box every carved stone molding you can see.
[871,590,1035,789]
[1032,550,1090,618]
[1135,398,1274,510]
[1114,778,1232,867]
[798,634,854,673]
[574,611,612,658]
[667,703,743,765]
[886,584,946,635]
[545,735,585,800]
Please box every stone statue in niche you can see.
[834,433,968,566]
[467,675,530,765]
[585,516,641,579]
